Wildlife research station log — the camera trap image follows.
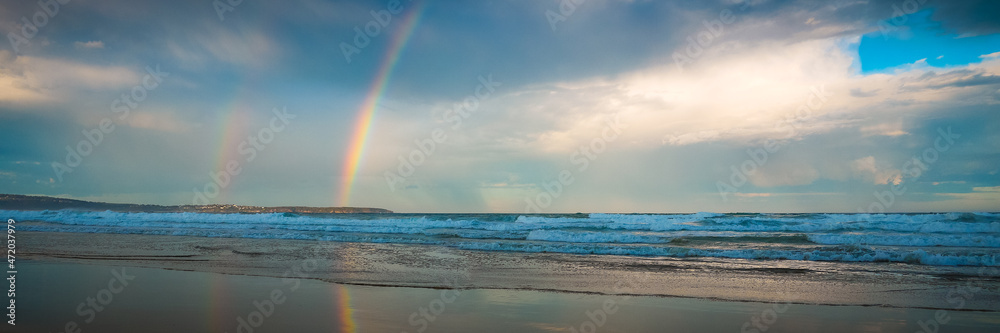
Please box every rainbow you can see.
[335,284,358,332]
[206,270,234,332]
[212,99,252,202]
[338,2,426,207]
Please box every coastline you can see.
[0,194,394,214]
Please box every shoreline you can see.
[26,257,1000,314]
[19,231,1000,312]
[13,259,1000,333]
[29,257,1000,313]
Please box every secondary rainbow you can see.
[202,88,252,205]
[338,3,426,207]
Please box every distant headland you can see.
[0,194,393,214]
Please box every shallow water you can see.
[18,232,1000,311]
[13,260,1000,333]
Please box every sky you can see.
[1,0,999,213]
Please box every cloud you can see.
[937,186,1000,209]
[0,51,141,104]
[927,0,1000,36]
[359,11,1000,211]
[972,186,1000,192]
[734,192,772,198]
[860,121,908,137]
[931,181,966,185]
[749,160,821,187]
[167,26,281,70]
[124,111,196,133]
[913,70,1000,90]
[851,156,902,185]
[982,51,1000,59]
[470,35,1000,156]
[74,41,105,49]
[849,88,879,98]
[452,38,858,154]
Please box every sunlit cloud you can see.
[851,156,902,185]
[0,50,141,105]
[74,41,105,49]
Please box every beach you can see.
[12,230,1000,332]
[5,0,1000,331]
[14,259,1000,333]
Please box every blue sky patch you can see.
[859,9,1000,73]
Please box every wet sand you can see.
[9,232,1000,332]
[11,259,1000,333]
[19,232,1000,310]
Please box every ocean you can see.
[8,210,999,268]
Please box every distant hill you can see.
[0,194,393,214]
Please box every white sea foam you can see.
[526,230,668,244]
[8,210,1000,266]
[454,242,1000,266]
[807,233,1000,248]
